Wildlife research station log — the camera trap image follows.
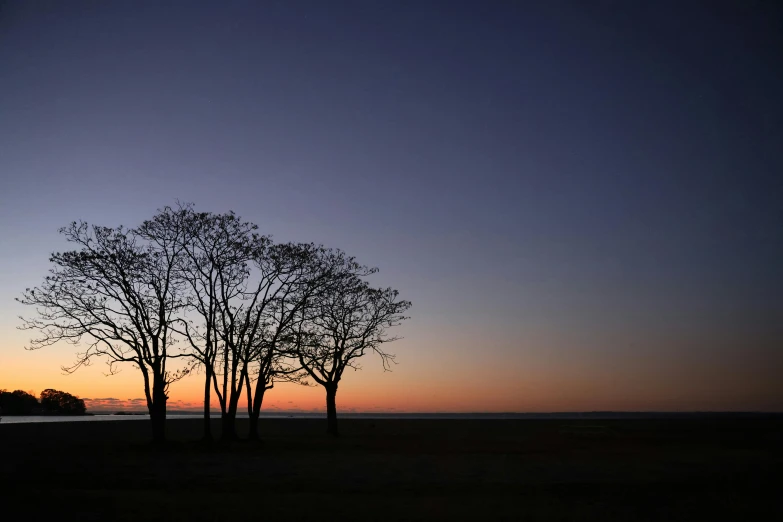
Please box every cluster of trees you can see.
[0,389,86,415]
[18,205,410,443]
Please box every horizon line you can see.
[81,410,783,415]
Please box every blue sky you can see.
[1,1,781,411]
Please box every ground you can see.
[1,417,781,520]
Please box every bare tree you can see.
[294,269,411,436]
[137,205,258,441]
[136,205,326,441]
[152,206,307,441]
[241,243,313,440]
[17,221,189,443]
[146,206,265,441]
[243,245,372,439]
[18,207,412,442]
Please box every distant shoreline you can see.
[93,410,783,417]
[0,412,94,417]
[3,410,781,425]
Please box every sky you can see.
[1,1,781,413]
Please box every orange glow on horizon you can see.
[3,328,782,414]
[3,358,783,414]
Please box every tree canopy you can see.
[18,203,410,440]
[40,389,87,415]
[0,389,87,416]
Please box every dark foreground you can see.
[1,417,781,521]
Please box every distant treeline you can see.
[0,389,86,415]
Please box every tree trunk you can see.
[150,374,167,444]
[202,369,212,442]
[221,387,241,441]
[221,409,237,441]
[221,374,245,441]
[150,402,166,444]
[326,383,338,436]
[248,386,266,440]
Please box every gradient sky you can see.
[1,1,781,413]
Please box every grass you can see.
[1,417,780,520]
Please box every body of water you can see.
[1,411,779,424]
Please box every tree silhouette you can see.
[139,205,259,441]
[150,205,314,440]
[244,245,372,439]
[40,389,86,415]
[0,390,40,415]
[18,221,189,443]
[294,271,410,436]
[17,206,412,441]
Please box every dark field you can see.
[1,417,781,521]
